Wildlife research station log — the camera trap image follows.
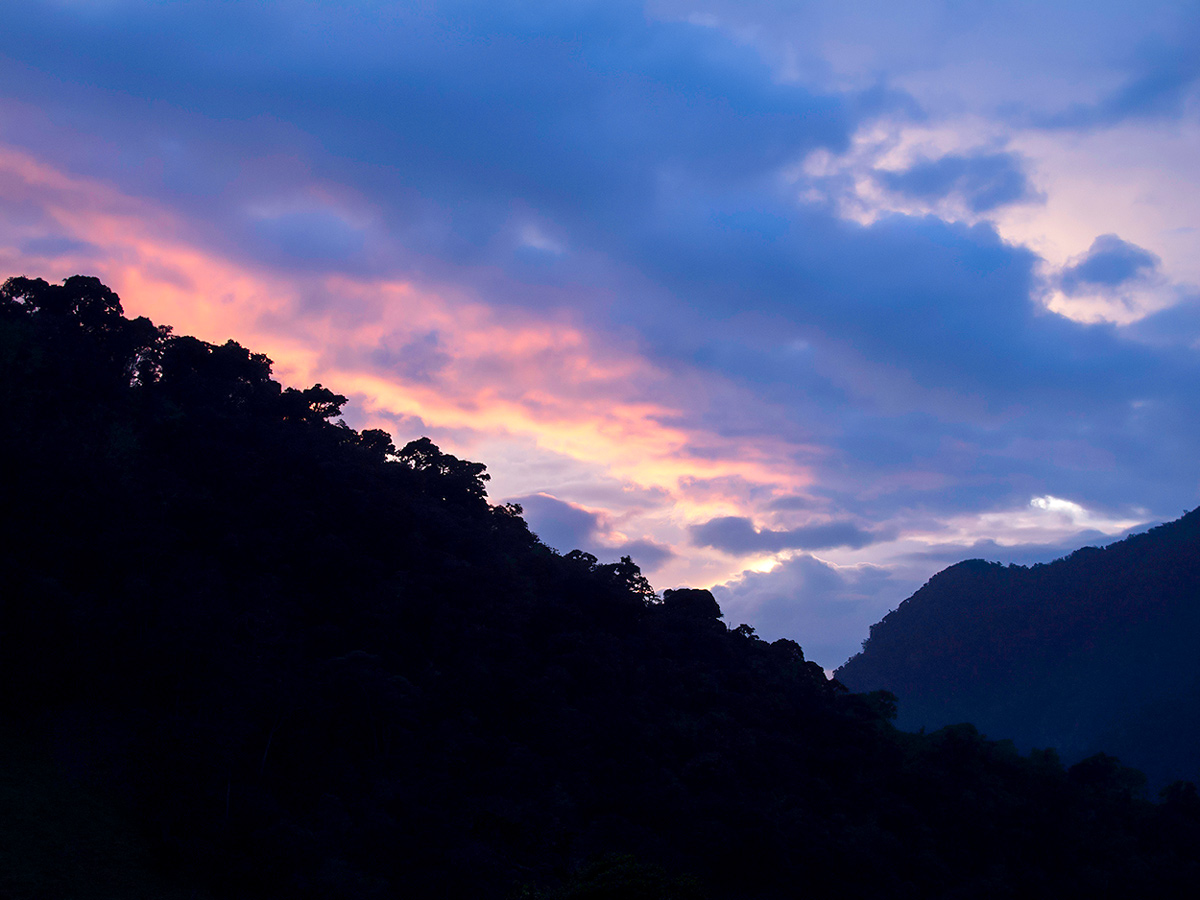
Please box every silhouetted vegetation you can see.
[4,275,1200,898]
[838,507,1200,789]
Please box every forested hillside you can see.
[4,275,1200,898]
[837,509,1200,788]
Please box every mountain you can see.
[5,275,1200,898]
[836,508,1200,788]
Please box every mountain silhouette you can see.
[837,508,1200,788]
[6,275,1200,898]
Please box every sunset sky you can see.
[3,1,1199,667]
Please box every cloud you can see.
[512,492,675,572]
[691,516,882,554]
[367,332,451,384]
[1060,234,1160,293]
[767,494,815,511]
[1126,294,1200,348]
[249,209,366,265]
[513,493,604,553]
[8,0,1177,420]
[625,186,1180,420]
[1045,233,1174,324]
[712,554,920,669]
[0,0,868,283]
[614,538,676,571]
[18,235,101,258]
[651,0,1200,126]
[0,144,814,516]
[877,151,1038,213]
[1037,36,1200,130]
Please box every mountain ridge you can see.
[837,506,1200,786]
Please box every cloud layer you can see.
[692,516,882,554]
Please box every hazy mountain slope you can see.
[6,275,1200,898]
[836,509,1200,786]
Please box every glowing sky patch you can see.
[0,140,817,591]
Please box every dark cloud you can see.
[18,235,101,258]
[1126,294,1200,347]
[511,493,674,572]
[367,333,451,384]
[513,493,603,553]
[250,210,366,265]
[691,515,883,554]
[1060,234,1160,293]
[0,0,865,277]
[767,495,814,511]
[612,538,676,571]
[626,189,1171,407]
[878,151,1038,213]
[1036,35,1200,129]
[604,165,1200,522]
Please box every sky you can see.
[3,1,1199,668]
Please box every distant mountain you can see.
[837,508,1200,787]
[7,275,1200,898]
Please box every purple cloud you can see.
[1060,234,1160,293]
[878,151,1039,213]
[512,493,675,572]
[691,516,884,554]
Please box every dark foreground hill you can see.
[4,275,1200,898]
[837,508,1200,789]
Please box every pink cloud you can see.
[0,142,825,589]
